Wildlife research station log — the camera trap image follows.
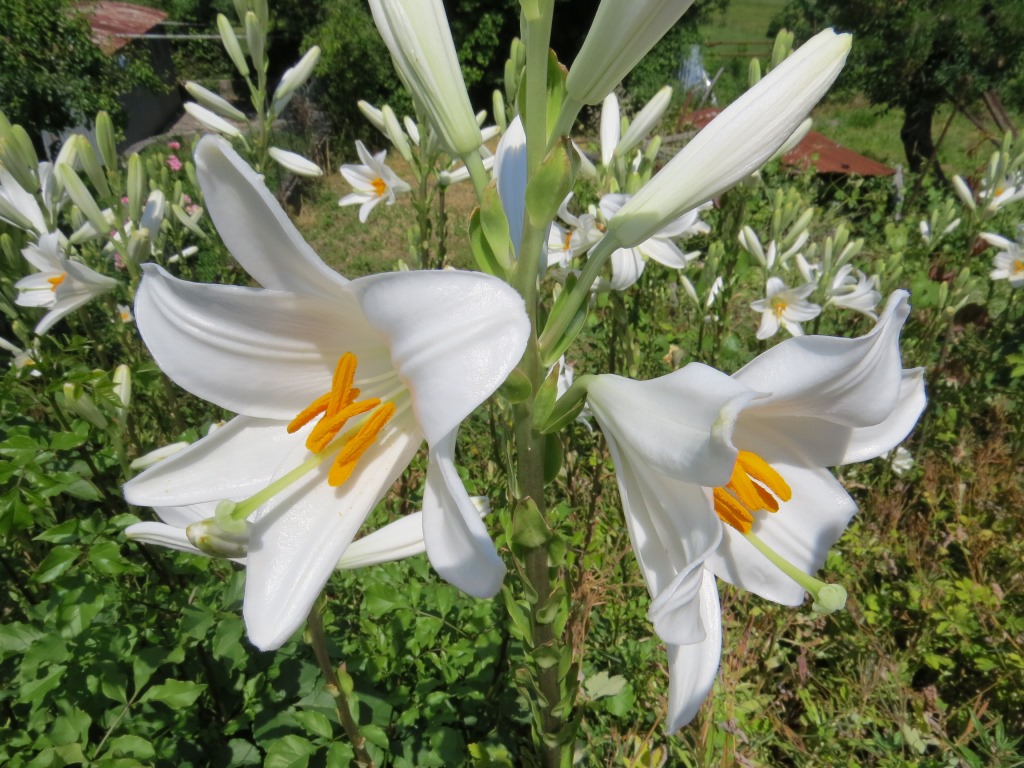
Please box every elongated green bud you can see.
[245,11,264,75]
[127,153,145,223]
[95,111,118,170]
[218,14,250,78]
[73,135,111,201]
[525,138,576,227]
[59,164,110,236]
[185,82,246,122]
[63,383,108,429]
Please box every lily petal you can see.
[588,364,755,486]
[244,410,423,650]
[666,570,722,732]
[421,431,506,597]
[352,270,529,445]
[195,136,350,297]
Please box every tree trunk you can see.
[901,99,946,180]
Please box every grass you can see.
[696,0,1015,175]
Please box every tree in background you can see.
[773,0,1024,175]
[0,0,156,149]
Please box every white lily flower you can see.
[981,176,1024,214]
[599,194,709,291]
[566,0,697,106]
[338,141,411,222]
[14,233,118,335]
[884,446,914,476]
[587,292,926,729]
[269,147,323,178]
[606,30,850,249]
[123,137,529,651]
[0,336,40,375]
[982,232,1024,287]
[369,0,482,157]
[546,195,603,270]
[750,276,820,339]
[826,265,881,318]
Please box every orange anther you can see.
[328,402,396,487]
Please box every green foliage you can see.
[304,0,409,142]
[0,0,157,143]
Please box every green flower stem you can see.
[462,150,490,203]
[549,94,584,153]
[538,232,620,357]
[228,441,334,521]
[307,606,375,768]
[744,530,847,614]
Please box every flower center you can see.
[771,297,789,318]
[563,231,573,252]
[371,177,388,197]
[47,273,67,291]
[287,352,395,487]
[712,450,792,533]
[1014,259,1024,274]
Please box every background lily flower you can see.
[587,292,926,729]
[599,194,709,291]
[750,276,820,339]
[982,232,1024,287]
[124,137,529,651]
[338,140,411,222]
[826,265,881,318]
[14,232,118,335]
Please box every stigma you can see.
[288,352,395,487]
[713,450,792,533]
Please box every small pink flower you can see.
[181,193,192,205]
[121,196,130,204]
[186,204,201,216]
[113,251,126,270]
[167,140,181,150]
[166,155,183,172]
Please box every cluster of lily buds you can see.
[952,131,1024,218]
[919,197,962,248]
[597,87,673,193]
[184,0,323,176]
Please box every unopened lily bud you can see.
[74,135,112,200]
[59,165,110,237]
[770,28,795,68]
[369,0,482,158]
[273,46,321,115]
[245,12,264,74]
[606,30,850,249]
[185,82,246,122]
[63,382,108,429]
[217,14,249,78]
[492,90,507,132]
[113,364,132,412]
[382,106,413,164]
[567,0,696,106]
[748,57,762,87]
[184,102,244,139]
[126,229,150,266]
[358,100,387,133]
[616,86,672,159]
[95,111,118,170]
[127,153,145,223]
[952,175,975,210]
[268,147,323,177]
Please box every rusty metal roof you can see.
[682,108,895,177]
[76,2,168,54]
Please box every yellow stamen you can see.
[771,297,789,317]
[371,177,388,197]
[713,450,791,533]
[563,232,573,251]
[48,273,67,291]
[289,352,396,489]
[1014,260,1024,274]
[328,402,395,486]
